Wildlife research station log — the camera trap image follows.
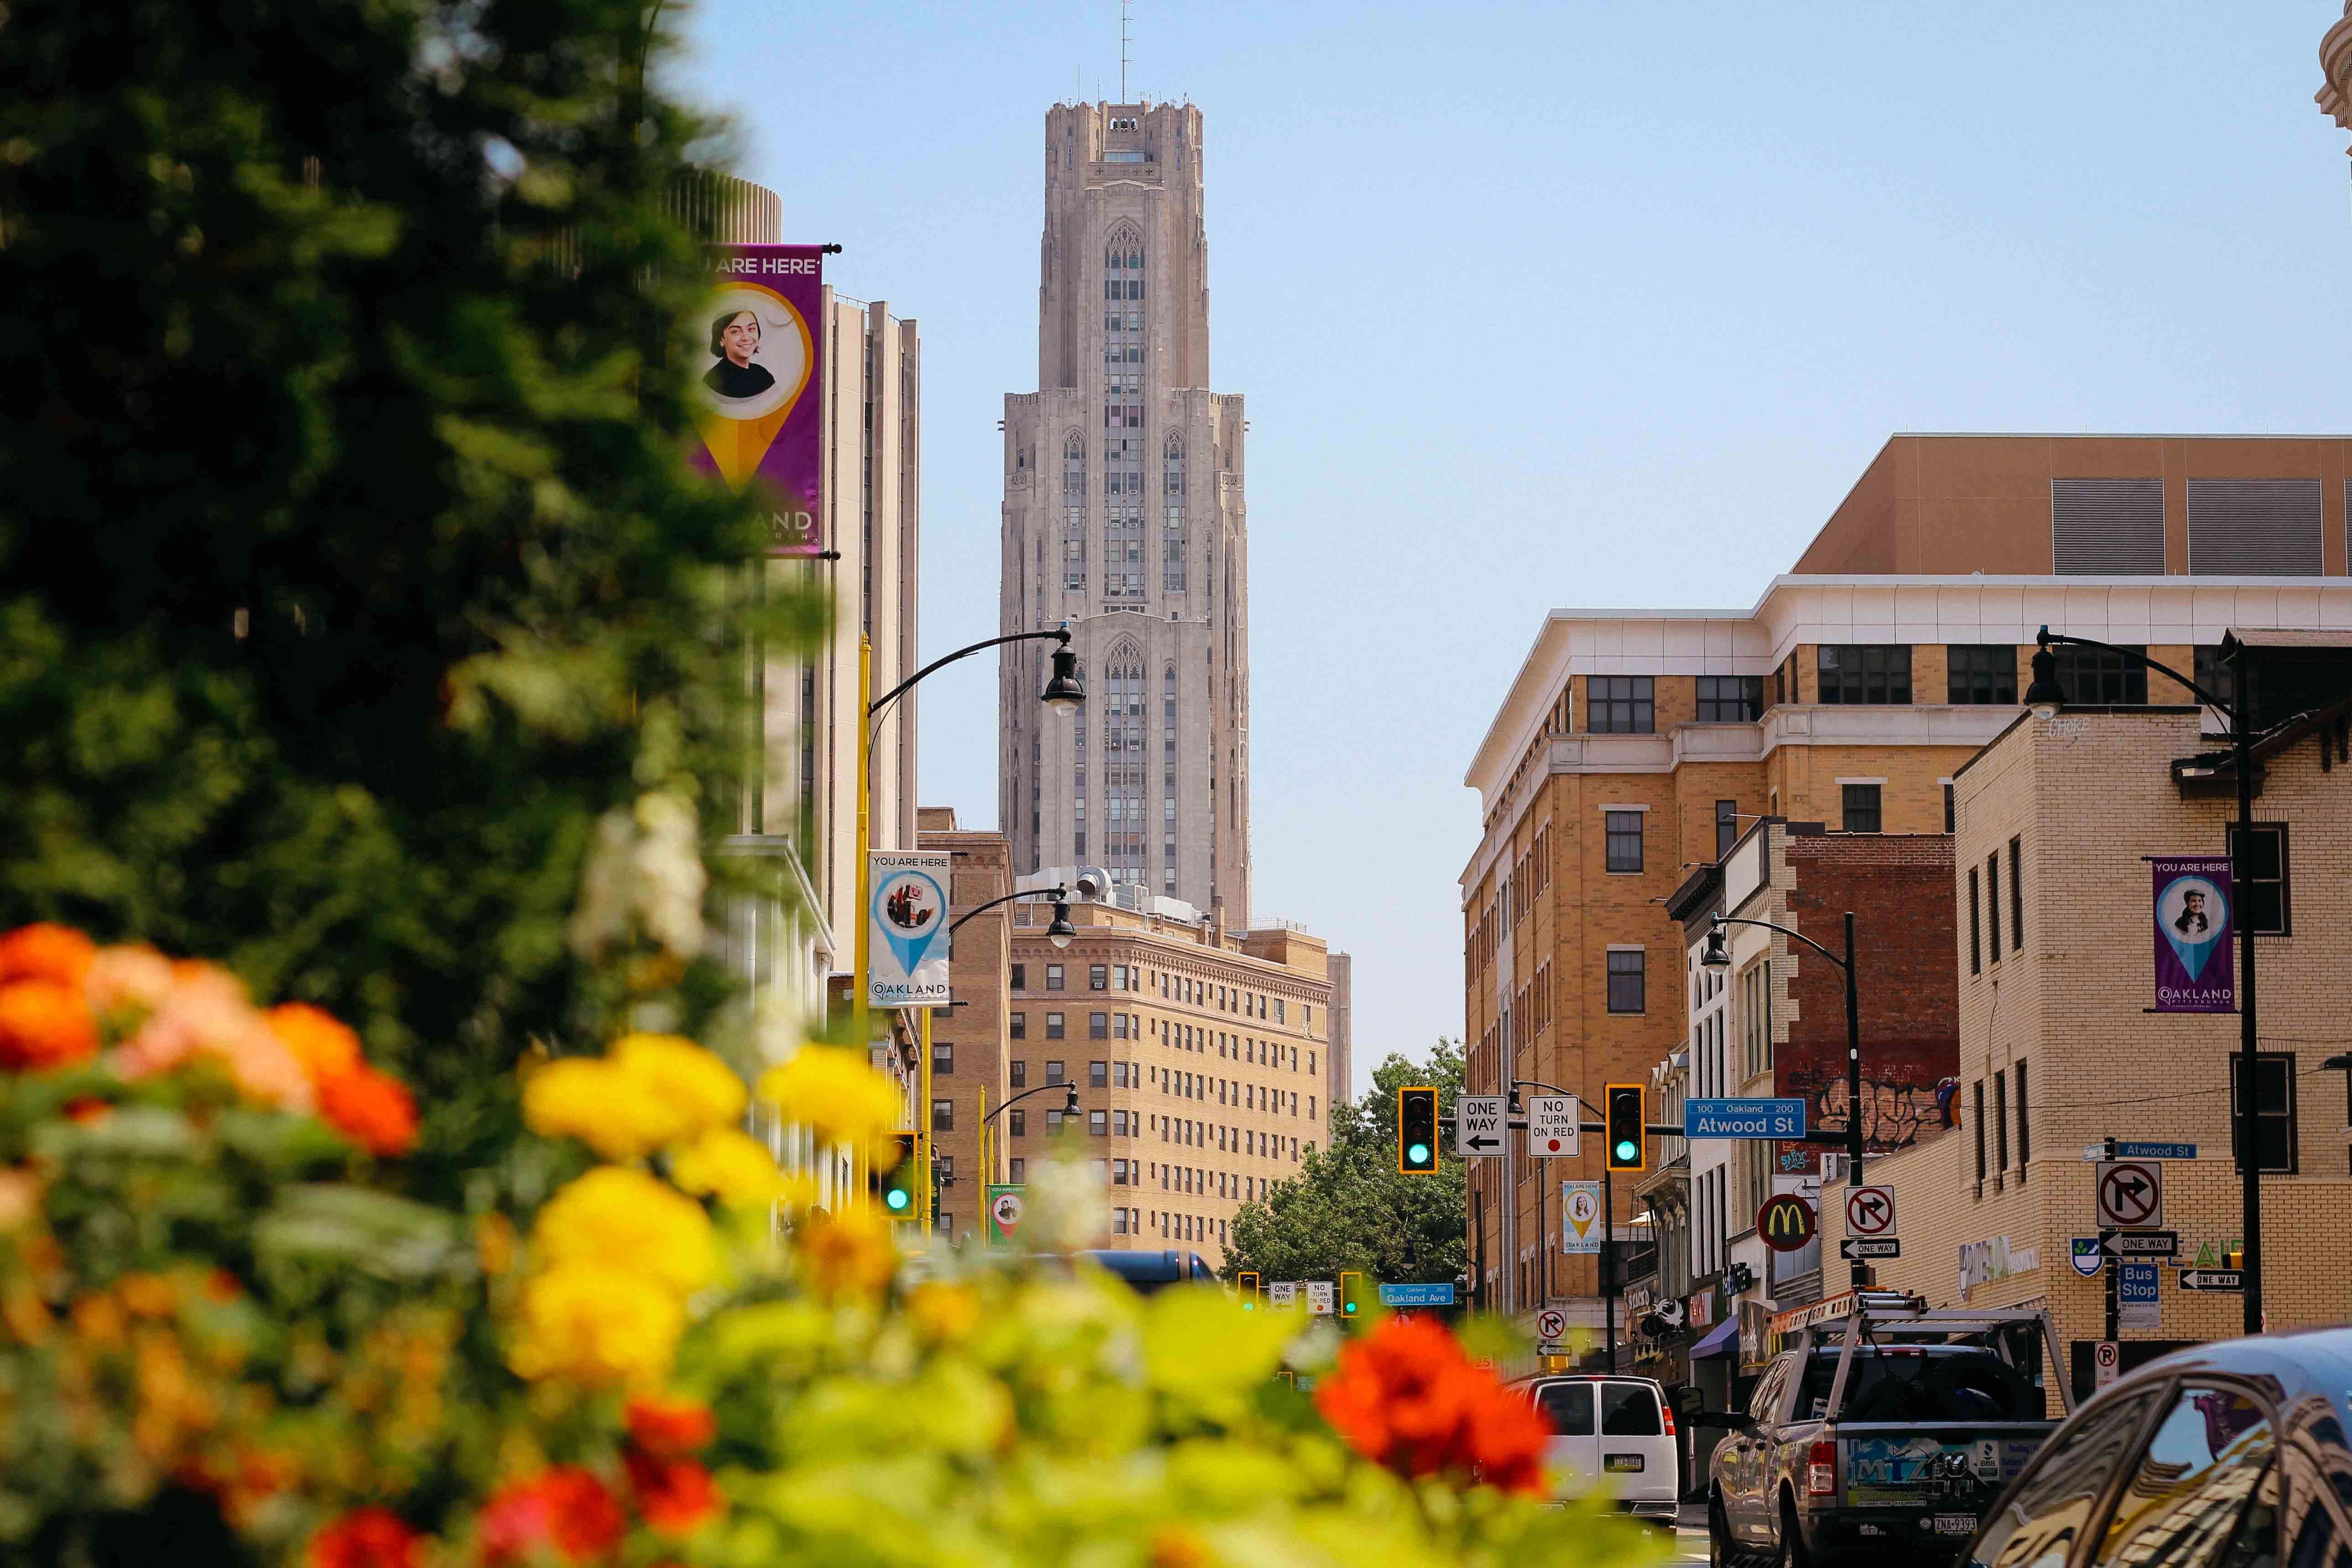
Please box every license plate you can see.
[1934,1515,1977,1536]
[1604,1454,1645,1472]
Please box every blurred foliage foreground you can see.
[0,921,1660,1568]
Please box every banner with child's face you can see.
[691,246,823,555]
[2152,855,2234,1013]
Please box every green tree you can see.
[1225,1038,1468,1287]
[0,0,817,1174]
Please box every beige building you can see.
[916,810,1014,1247]
[998,101,1251,921]
[1463,433,2352,1329]
[1000,897,1333,1263]
[1816,692,2352,1383]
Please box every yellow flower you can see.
[906,1282,981,1345]
[611,1032,746,1139]
[755,1047,901,1161]
[668,1127,784,1208]
[532,1167,715,1297]
[521,1037,746,1160]
[799,1206,899,1301]
[508,1263,686,1387]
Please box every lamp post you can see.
[856,624,1084,1227]
[1702,910,1867,1291]
[979,1081,1083,1186]
[2024,627,2264,1338]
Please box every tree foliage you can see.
[0,0,819,1174]
[1225,1039,1468,1287]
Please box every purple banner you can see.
[2151,855,2234,1013]
[690,245,824,555]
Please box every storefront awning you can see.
[1690,1317,1740,1360]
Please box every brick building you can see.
[1463,432,2352,1329]
[1002,895,1333,1263]
[1814,688,2352,1385]
[917,810,1014,1246]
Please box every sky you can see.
[673,3,2352,1097]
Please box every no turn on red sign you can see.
[1537,1309,1567,1344]
[1845,1185,1896,1237]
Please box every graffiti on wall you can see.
[1777,1060,1961,1156]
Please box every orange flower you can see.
[310,1506,425,1568]
[625,1394,715,1458]
[1314,1315,1547,1495]
[624,1448,720,1535]
[63,1097,112,1125]
[480,1468,625,1565]
[84,944,174,1017]
[265,1002,363,1084]
[317,1066,420,1157]
[0,980,98,1070]
[0,924,95,989]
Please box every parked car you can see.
[1964,1325,2352,1568]
[1513,1372,1682,1529]
[1072,1249,1217,1295]
[1698,1293,2072,1566]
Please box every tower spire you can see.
[1119,0,1131,101]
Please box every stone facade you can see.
[1001,898,1331,1265]
[1818,702,2352,1371]
[999,102,1249,921]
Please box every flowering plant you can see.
[0,922,1657,1568]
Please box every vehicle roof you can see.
[1513,1373,1667,1388]
[2101,1325,2352,1414]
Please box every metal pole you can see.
[1474,1189,1487,1311]
[2104,1253,2119,1343]
[854,637,872,1210]
[2233,646,2263,1337]
[1603,1159,1616,1372]
[1844,910,1867,1291]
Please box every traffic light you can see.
[1238,1271,1262,1310]
[1339,1270,1367,1318]
[870,1131,919,1217]
[1605,1085,1646,1172]
[1397,1087,1439,1174]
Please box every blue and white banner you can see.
[868,851,951,1007]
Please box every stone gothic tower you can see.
[999,101,1249,921]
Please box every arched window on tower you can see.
[1100,233,1145,602]
[1163,436,1187,592]
[1072,657,1088,858]
[1161,663,1179,892]
[1062,436,1086,591]
[1099,647,1146,887]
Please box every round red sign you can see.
[1756,1193,1818,1252]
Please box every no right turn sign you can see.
[2096,1161,2165,1229]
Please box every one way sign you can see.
[1455,1096,1506,1159]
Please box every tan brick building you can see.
[1463,433,2352,1330]
[1003,896,1333,1263]
[1816,693,2352,1387]
[917,810,1014,1246]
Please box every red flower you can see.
[0,980,97,1071]
[624,1448,720,1535]
[1313,1315,1548,1494]
[480,1468,625,1564]
[0,924,96,989]
[310,1507,425,1568]
[625,1395,715,1459]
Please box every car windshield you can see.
[1793,1345,2042,1423]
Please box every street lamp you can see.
[1704,909,1869,1290]
[947,885,1072,937]
[2026,626,2265,1338]
[1041,640,1086,715]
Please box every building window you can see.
[1009,1012,1026,1041]
[1045,1013,1065,1040]
[1973,1081,1985,1187]
[2009,836,2025,953]
[1587,676,1655,734]
[1045,1060,1065,1085]
[2193,645,2238,712]
[2015,1059,2030,1170]
[1993,1070,2008,1175]
[1715,799,1739,859]
[2231,823,2290,935]
[1090,964,1108,991]
[1604,811,1644,873]
[1695,675,1763,722]
[932,1098,954,1133]
[1062,436,1087,590]
[2231,1053,2297,1174]
[1009,1157,1026,1182]
[1090,1110,1109,1137]
[1987,853,2002,957]
[1010,1060,1027,1089]
[1606,950,1646,1014]
[1089,1012,1109,1039]
[1010,1109,1027,1139]
[1944,782,1955,833]
[2051,645,2147,705]
[1947,645,2018,704]
[1817,645,1912,704]
[1840,784,1881,833]
[1968,868,1982,975]
[1011,963,1027,991]
[1163,437,1187,592]
[932,1041,954,1076]
[1090,1061,1109,1089]
[1046,964,1065,990]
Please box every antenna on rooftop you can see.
[1120,0,1131,102]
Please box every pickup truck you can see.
[1699,1293,2073,1567]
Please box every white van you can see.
[1517,1374,1681,1528]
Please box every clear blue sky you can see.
[673,3,2352,1096]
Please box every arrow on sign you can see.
[1465,1135,1500,1151]
[2178,1269,2247,1292]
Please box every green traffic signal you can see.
[1614,1138,1638,1163]
[1605,1085,1647,1173]
[1406,1142,1430,1164]
[884,1188,911,1212]
[1397,1088,1440,1174]
[870,1131,920,1216]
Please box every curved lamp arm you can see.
[1707,914,1847,971]
[981,1080,1082,1125]
[868,626,1071,728]
[949,885,1067,936]
[2033,626,2238,732]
